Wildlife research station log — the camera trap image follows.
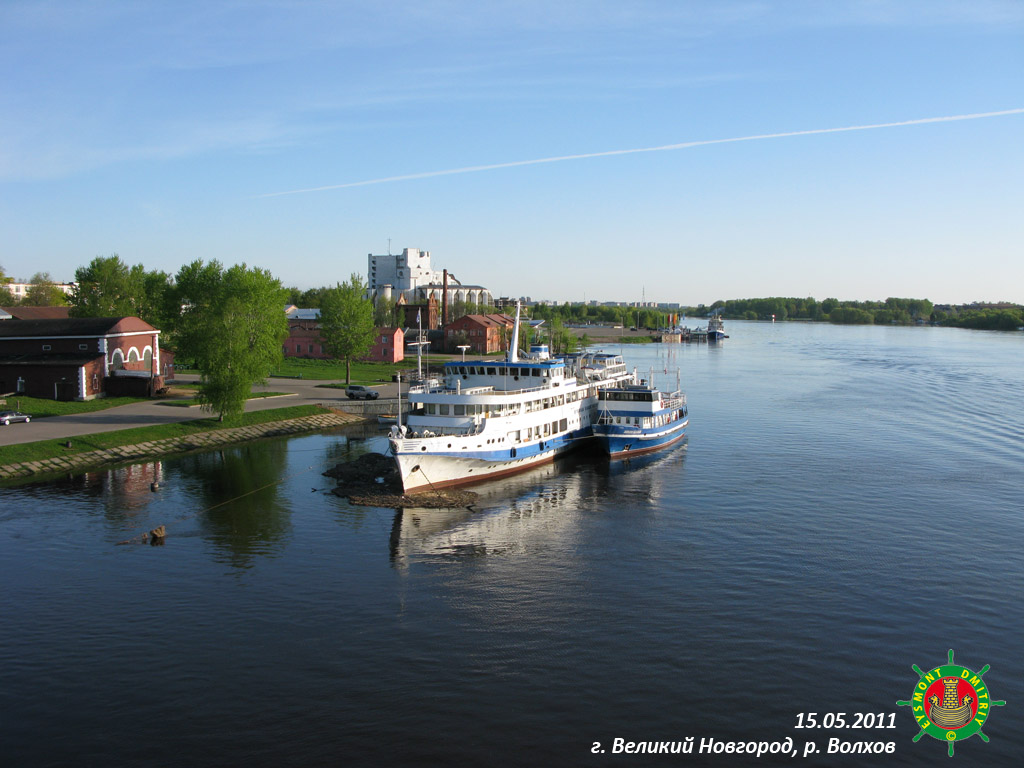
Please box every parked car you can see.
[345,385,379,400]
[1,410,31,425]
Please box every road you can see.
[0,376,400,447]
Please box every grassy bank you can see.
[0,404,332,466]
[0,394,150,418]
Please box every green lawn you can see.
[0,394,150,418]
[0,404,332,467]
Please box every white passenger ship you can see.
[389,307,632,492]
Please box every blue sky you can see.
[2,1,1022,305]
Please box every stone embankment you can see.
[0,412,361,481]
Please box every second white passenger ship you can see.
[389,306,633,492]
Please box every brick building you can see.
[443,314,514,354]
[0,317,168,400]
[283,308,404,363]
[368,327,404,363]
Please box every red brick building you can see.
[443,314,514,354]
[397,295,439,330]
[283,309,404,364]
[368,327,404,363]
[0,317,168,400]
[284,317,332,359]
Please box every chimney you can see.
[442,269,449,327]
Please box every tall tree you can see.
[172,260,289,420]
[22,272,69,306]
[319,274,376,384]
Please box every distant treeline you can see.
[685,297,1023,330]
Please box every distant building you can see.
[0,317,168,400]
[367,247,493,308]
[4,281,75,302]
[443,314,514,354]
[282,307,403,363]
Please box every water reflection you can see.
[173,441,292,568]
[388,444,687,569]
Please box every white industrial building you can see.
[367,247,493,307]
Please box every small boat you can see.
[377,414,399,425]
[593,371,688,458]
[707,313,726,342]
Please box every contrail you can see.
[258,108,1024,198]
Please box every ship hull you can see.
[393,430,584,493]
[594,420,688,458]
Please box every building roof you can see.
[0,306,72,320]
[0,317,157,338]
[446,313,514,329]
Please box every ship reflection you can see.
[388,442,687,569]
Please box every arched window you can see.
[110,349,125,370]
[127,347,140,363]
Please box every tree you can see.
[319,274,377,384]
[373,294,403,327]
[0,264,14,305]
[71,255,173,329]
[172,260,289,420]
[71,255,145,317]
[22,272,69,306]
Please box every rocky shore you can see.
[325,452,478,508]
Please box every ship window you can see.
[559,418,567,431]
[532,369,540,376]
[498,367,505,375]
[454,405,465,416]
[487,367,496,375]
[427,403,436,414]
[439,404,449,415]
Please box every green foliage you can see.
[21,272,69,307]
[530,302,668,330]
[319,274,377,384]
[545,316,577,354]
[0,264,13,305]
[681,296,935,325]
[373,294,404,327]
[940,308,1024,330]
[172,260,289,420]
[70,254,171,328]
[0,394,148,418]
[828,306,875,324]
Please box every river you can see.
[2,320,1022,766]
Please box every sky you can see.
[1,0,1022,306]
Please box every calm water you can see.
[2,321,1023,767]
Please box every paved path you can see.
[0,377,400,447]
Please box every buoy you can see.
[150,482,160,491]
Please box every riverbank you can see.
[0,406,364,482]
